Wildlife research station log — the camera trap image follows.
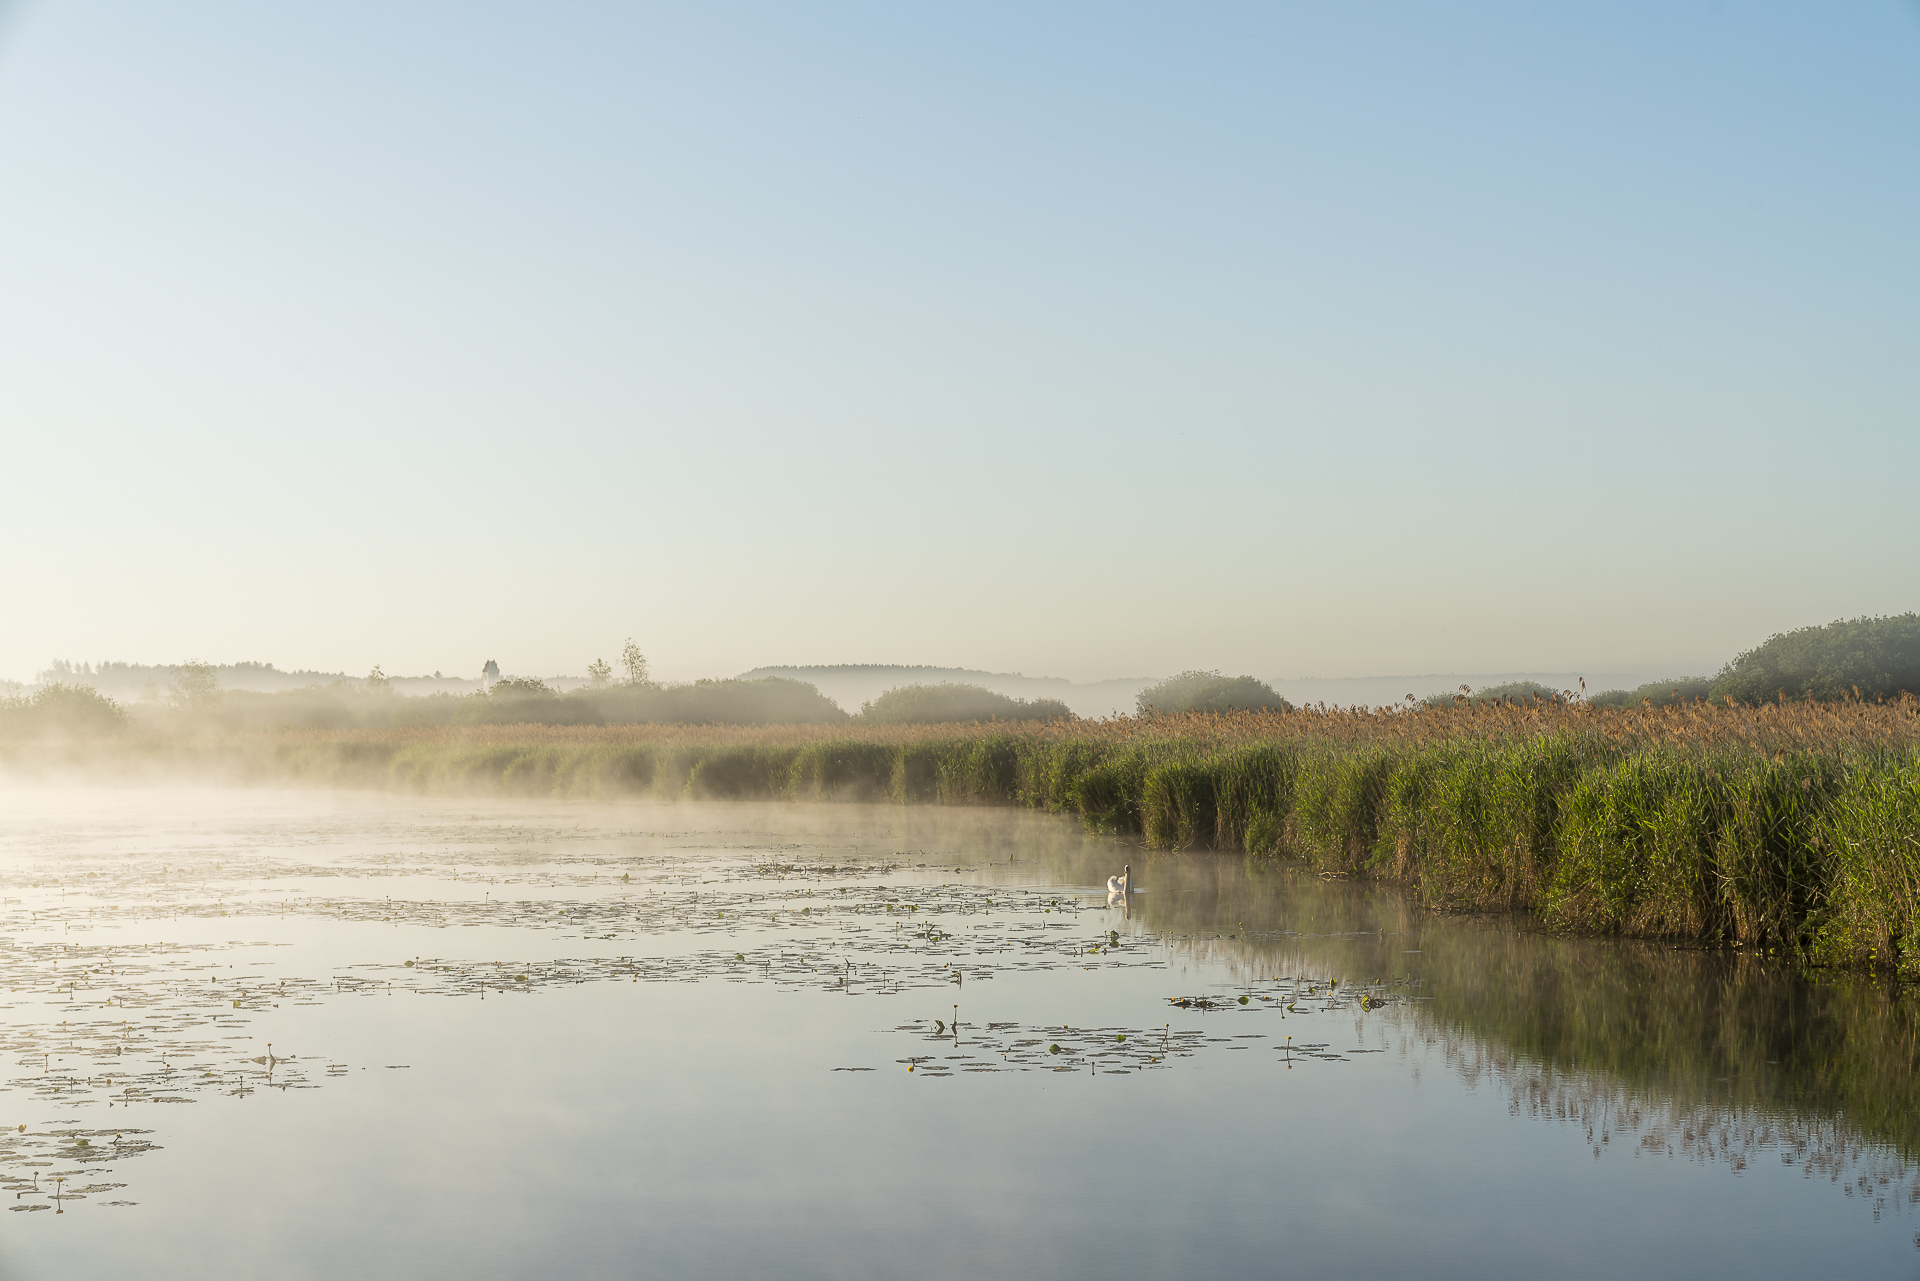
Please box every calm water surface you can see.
[0,788,1915,1279]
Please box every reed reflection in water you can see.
[0,789,1913,1278]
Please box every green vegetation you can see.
[1588,676,1714,709]
[1710,613,1920,704]
[13,626,1920,978]
[1468,679,1565,702]
[619,638,651,687]
[21,673,851,732]
[1136,670,1291,714]
[0,684,129,738]
[36,659,366,699]
[588,677,846,725]
[164,660,222,710]
[1588,613,1920,708]
[43,693,1913,976]
[452,679,599,726]
[434,675,848,727]
[857,683,1071,724]
[1419,680,1572,710]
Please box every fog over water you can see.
[0,789,1911,1279]
[3,5,1915,1274]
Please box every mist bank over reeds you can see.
[11,697,1920,976]
[24,609,1917,718]
[5,673,855,732]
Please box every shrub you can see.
[1419,681,1572,710]
[857,683,1070,725]
[1711,614,1920,704]
[1589,677,1715,709]
[1136,671,1291,715]
[589,677,847,726]
[455,681,600,726]
[0,684,129,738]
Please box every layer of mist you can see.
[32,607,1920,717]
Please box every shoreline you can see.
[5,700,1919,978]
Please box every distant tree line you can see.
[11,615,1917,738]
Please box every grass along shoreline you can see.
[10,699,1920,977]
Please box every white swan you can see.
[1106,864,1131,895]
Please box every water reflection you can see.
[0,791,1912,1271]
[1008,840,1920,1215]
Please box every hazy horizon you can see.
[6,652,1653,719]
[3,3,1914,684]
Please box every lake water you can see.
[1,788,1914,1279]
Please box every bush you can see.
[588,677,847,726]
[1711,614,1920,704]
[490,678,555,697]
[1136,671,1291,715]
[1588,677,1714,709]
[455,680,600,726]
[0,684,129,738]
[1419,681,1571,710]
[857,683,1070,725]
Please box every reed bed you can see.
[103,692,1920,750]
[11,696,1920,974]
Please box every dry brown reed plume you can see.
[225,694,1920,754]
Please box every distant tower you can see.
[481,659,500,686]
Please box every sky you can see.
[1,1,1916,687]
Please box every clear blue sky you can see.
[2,1,1915,686]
